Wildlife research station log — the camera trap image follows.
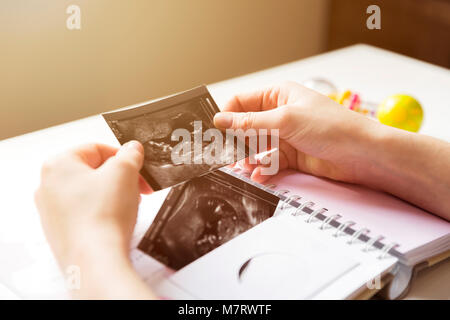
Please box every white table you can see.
[1,44,449,299]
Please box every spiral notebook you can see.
[5,164,446,299]
[266,169,450,261]
[137,166,449,300]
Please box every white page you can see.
[266,169,450,258]
[167,210,374,299]
[0,282,20,300]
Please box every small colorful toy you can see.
[302,78,424,132]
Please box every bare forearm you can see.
[360,125,450,220]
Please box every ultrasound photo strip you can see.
[138,170,280,270]
[102,85,249,191]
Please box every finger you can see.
[222,86,282,112]
[214,107,286,132]
[40,143,119,180]
[231,157,256,173]
[251,148,289,180]
[70,143,119,169]
[241,155,257,172]
[249,134,278,155]
[249,166,272,184]
[104,140,145,174]
[257,149,290,171]
[250,167,291,185]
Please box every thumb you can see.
[106,140,145,174]
[214,108,285,132]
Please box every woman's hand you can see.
[214,81,381,184]
[35,141,156,299]
[214,81,450,220]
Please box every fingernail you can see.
[122,140,143,154]
[214,112,233,129]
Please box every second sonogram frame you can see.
[138,170,279,270]
[102,85,248,191]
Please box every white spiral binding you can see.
[263,184,277,191]
[320,214,341,230]
[274,189,290,197]
[222,167,399,259]
[281,195,302,209]
[347,228,370,245]
[364,235,385,252]
[292,201,315,216]
[378,242,399,259]
[306,208,328,223]
[272,188,397,259]
[334,221,356,237]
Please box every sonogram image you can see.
[113,103,217,188]
[103,86,248,191]
[138,170,279,270]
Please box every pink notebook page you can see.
[265,169,450,254]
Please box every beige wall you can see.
[0,0,330,140]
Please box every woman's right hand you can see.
[213,81,384,185]
[214,81,450,220]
